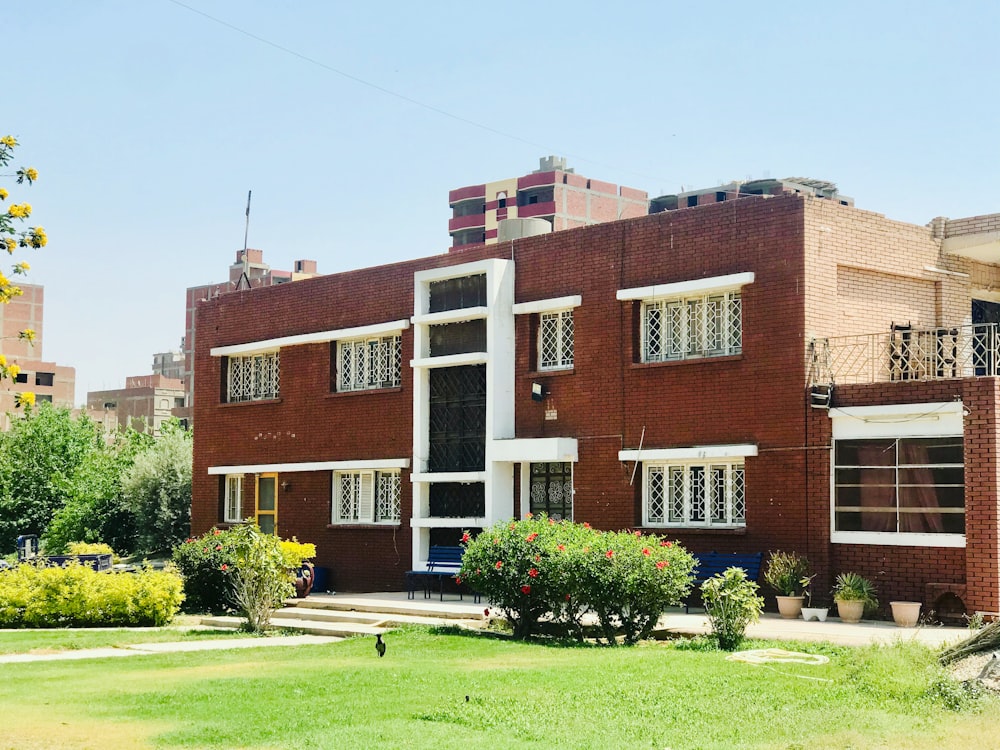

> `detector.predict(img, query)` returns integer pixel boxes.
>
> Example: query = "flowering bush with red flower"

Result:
[172,526,242,613]
[460,515,695,643]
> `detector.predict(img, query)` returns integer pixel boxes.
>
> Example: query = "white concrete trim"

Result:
[410,352,488,369]
[491,437,578,463]
[208,458,410,475]
[619,443,758,462]
[512,295,583,315]
[830,402,963,439]
[411,306,490,326]
[831,531,966,548]
[616,272,755,301]
[410,471,487,483]
[410,517,485,528]
[210,319,409,357]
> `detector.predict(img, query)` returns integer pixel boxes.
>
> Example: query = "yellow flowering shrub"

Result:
[15,391,35,407]
[0,135,44,384]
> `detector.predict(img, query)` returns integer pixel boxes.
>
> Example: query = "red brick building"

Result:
[192,192,1000,617]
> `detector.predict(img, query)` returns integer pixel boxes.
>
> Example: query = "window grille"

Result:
[332,471,401,524]
[224,475,242,522]
[337,335,402,392]
[539,310,574,370]
[642,291,741,362]
[227,351,280,402]
[645,461,745,527]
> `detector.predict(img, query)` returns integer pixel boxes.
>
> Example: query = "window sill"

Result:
[630,354,742,370]
[642,525,747,535]
[326,387,404,399]
[528,367,575,378]
[219,398,282,408]
[831,531,966,548]
[327,522,402,530]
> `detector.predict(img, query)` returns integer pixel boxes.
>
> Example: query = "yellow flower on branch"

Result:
[25,168,38,181]
[19,328,36,343]
[16,391,35,408]
[13,261,30,275]
[0,188,7,200]
[0,135,16,148]
[8,364,20,379]
[29,227,47,247]
[8,203,31,219]
[3,238,14,253]
[0,354,6,367]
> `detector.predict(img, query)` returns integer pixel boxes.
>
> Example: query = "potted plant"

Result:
[799,574,829,622]
[280,538,317,598]
[832,572,878,623]
[763,551,811,619]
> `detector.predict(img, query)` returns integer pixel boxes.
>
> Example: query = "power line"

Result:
[163,0,666,184]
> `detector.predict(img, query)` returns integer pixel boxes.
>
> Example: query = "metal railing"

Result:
[811,323,1000,386]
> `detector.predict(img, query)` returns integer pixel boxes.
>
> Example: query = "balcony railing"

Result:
[811,323,1000,386]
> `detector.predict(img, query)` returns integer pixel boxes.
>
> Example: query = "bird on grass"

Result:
[375,633,386,657]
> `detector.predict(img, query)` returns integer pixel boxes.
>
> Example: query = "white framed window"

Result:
[332,470,401,524]
[642,291,742,362]
[227,351,280,402]
[224,474,243,523]
[337,335,402,392]
[644,461,745,528]
[539,310,574,370]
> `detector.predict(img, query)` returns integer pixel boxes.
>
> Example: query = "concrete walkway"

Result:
[0,591,970,663]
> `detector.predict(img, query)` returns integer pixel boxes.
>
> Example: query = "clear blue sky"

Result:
[10,0,1000,403]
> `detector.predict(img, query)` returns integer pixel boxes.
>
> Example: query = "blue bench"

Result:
[41,554,114,572]
[405,546,479,602]
[685,551,763,612]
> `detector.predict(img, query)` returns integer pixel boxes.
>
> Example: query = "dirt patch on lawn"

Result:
[1,709,166,750]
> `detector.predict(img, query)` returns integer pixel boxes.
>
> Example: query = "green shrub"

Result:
[172,527,240,613]
[460,515,696,643]
[0,562,183,627]
[226,523,295,633]
[762,550,811,596]
[701,566,764,651]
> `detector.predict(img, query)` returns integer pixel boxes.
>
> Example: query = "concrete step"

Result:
[286,593,486,620]
[200,614,385,638]
[272,606,462,629]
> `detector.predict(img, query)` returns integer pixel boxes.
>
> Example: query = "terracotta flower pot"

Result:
[890,601,921,627]
[776,595,805,619]
[836,599,864,623]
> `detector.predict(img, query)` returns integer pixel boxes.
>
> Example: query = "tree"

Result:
[0,135,46,405]
[0,404,105,551]
[120,420,192,554]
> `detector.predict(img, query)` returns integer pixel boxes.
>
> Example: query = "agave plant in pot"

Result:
[832,572,878,623]
[763,551,811,619]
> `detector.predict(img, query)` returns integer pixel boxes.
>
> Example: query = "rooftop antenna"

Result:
[236,190,252,290]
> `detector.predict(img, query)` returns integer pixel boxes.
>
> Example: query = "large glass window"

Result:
[429,274,487,313]
[226,351,280,402]
[224,475,243,523]
[333,471,401,524]
[336,335,402,392]
[642,291,742,362]
[834,437,964,535]
[644,461,745,527]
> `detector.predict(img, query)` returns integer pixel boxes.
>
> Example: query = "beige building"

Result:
[0,283,76,429]
[87,374,185,436]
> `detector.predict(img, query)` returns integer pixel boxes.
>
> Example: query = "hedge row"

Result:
[0,562,184,627]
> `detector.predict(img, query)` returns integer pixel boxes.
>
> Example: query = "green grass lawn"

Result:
[0,626,995,750]
[0,621,246,655]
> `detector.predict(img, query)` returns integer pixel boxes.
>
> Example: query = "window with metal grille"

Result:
[539,310,574,370]
[336,335,402,392]
[224,475,243,523]
[530,462,572,520]
[226,351,280,402]
[644,461,745,527]
[332,470,401,524]
[642,291,742,362]
[429,365,487,472]
[834,437,964,535]
[429,274,487,313]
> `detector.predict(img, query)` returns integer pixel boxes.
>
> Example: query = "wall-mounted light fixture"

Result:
[531,382,549,402]
[281,481,292,492]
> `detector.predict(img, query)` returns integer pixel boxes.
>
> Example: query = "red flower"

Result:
[185,538,194,544]
[461,532,471,543]
[456,576,462,584]
[583,522,591,529]
[642,547,651,556]
[495,560,503,569]
[528,567,539,578]
[656,561,668,570]
[583,546,590,553]
[557,544,566,552]
[202,547,208,553]
[634,531,642,537]
[526,532,538,542]
[213,529,221,536]
[565,594,571,601]
[526,512,533,519]
[476,568,481,575]
[221,564,228,571]
[606,549,615,559]
[484,608,491,616]
[215,544,222,551]
[493,537,500,545]
[548,518,555,526]
[521,584,531,594]
[509,523,516,530]
[660,540,673,548]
